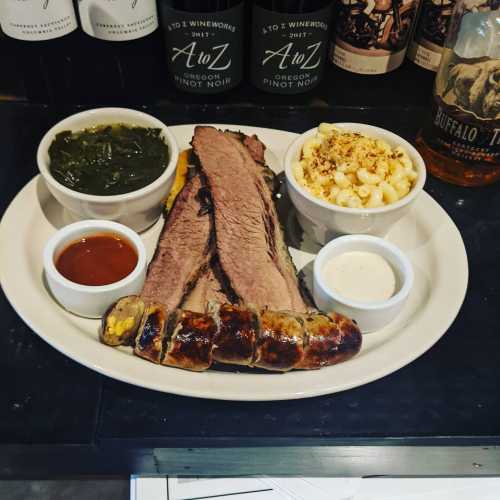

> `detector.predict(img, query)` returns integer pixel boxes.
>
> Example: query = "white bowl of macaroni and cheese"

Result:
[284,123,426,244]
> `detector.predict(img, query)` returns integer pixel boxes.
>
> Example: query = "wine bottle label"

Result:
[407,0,456,71]
[159,3,243,94]
[78,0,159,41]
[331,0,419,75]
[407,41,443,71]
[0,0,77,41]
[251,4,332,94]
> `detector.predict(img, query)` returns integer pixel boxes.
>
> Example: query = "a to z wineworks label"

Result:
[78,0,159,41]
[0,0,77,41]
[160,3,243,94]
[251,4,332,94]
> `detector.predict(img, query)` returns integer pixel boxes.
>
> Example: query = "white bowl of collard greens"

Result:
[37,108,179,232]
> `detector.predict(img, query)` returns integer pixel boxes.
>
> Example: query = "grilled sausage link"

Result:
[100,295,145,346]
[101,298,362,372]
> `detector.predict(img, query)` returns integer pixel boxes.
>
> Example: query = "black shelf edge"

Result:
[2,441,500,478]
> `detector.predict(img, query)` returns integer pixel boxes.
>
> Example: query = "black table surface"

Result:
[2,66,500,477]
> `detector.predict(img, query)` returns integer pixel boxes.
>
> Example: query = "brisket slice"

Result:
[223,132,310,311]
[192,126,308,313]
[142,133,259,313]
[140,174,211,309]
[242,134,266,165]
[225,131,277,193]
[182,257,233,313]
[181,131,273,312]
[225,131,266,164]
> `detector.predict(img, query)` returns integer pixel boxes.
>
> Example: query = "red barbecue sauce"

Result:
[55,234,137,286]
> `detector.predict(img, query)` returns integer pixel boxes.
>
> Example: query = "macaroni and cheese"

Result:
[293,123,418,209]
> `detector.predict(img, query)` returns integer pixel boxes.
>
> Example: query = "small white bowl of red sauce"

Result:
[43,220,147,318]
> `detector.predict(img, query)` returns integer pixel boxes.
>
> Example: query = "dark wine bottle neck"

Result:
[258,0,331,12]
[166,0,240,12]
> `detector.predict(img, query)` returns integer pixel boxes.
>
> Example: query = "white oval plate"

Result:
[0,124,468,401]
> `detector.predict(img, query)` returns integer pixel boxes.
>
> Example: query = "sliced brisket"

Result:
[192,126,308,313]
[140,174,211,309]
[181,132,269,312]
[225,131,276,193]
[224,132,311,311]
[243,134,266,165]
[225,131,266,165]
[182,258,231,313]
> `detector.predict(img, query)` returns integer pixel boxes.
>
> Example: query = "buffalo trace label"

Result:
[428,42,500,165]
[160,3,243,94]
[251,4,333,94]
[0,0,77,41]
[429,101,500,164]
[78,0,159,42]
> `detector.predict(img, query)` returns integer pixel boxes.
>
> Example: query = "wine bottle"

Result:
[407,0,457,71]
[75,0,165,103]
[330,0,420,75]
[0,0,78,103]
[0,25,24,100]
[257,1,332,12]
[250,0,334,94]
[158,0,244,94]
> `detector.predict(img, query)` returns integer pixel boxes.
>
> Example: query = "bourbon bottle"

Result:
[416,0,500,186]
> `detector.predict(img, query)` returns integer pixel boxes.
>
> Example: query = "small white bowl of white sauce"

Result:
[313,235,414,333]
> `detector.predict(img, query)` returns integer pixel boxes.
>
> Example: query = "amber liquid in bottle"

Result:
[415,11,500,187]
[416,117,500,188]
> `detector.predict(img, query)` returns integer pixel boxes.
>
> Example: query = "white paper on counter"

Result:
[131,476,500,500]
[168,476,282,499]
[261,477,361,500]
[132,475,293,499]
[353,477,500,500]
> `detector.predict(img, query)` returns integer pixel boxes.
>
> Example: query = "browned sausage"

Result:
[295,312,361,370]
[162,310,218,371]
[212,303,258,366]
[134,303,168,363]
[100,295,145,346]
[253,310,305,371]
[102,298,362,372]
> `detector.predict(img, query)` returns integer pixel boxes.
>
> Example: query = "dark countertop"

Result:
[2,66,500,476]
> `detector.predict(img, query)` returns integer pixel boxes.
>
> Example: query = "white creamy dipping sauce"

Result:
[323,251,396,303]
